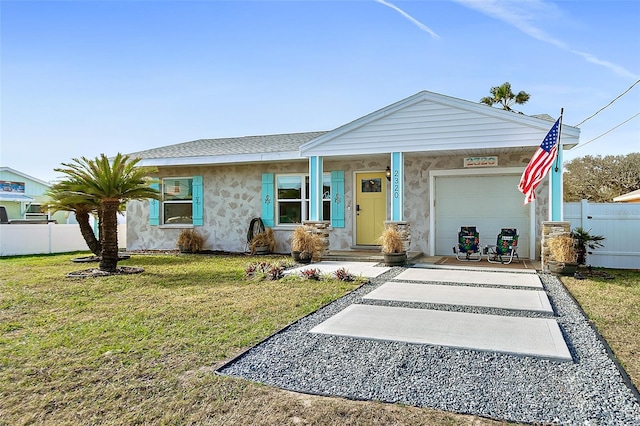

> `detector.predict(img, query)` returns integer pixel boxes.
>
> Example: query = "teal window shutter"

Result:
[331,170,345,228]
[261,173,275,227]
[149,183,160,226]
[192,176,203,226]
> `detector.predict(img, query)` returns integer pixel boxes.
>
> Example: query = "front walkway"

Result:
[301,264,570,360]
[218,262,640,424]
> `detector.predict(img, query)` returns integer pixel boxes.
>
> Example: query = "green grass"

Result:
[0,253,511,425]
[561,268,640,389]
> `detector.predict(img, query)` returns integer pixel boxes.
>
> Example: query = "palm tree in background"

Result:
[480,82,530,111]
[52,153,159,272]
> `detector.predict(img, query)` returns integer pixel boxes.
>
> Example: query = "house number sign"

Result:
[464,156,498,168]
[393,169,400,199]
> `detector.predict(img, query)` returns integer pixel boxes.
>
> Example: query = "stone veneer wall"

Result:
[541,221,572,269]
[127,162,308,253]
[127,152,550,257]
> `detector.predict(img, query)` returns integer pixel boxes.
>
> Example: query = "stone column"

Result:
[384,221,411,252]
[541,221,571,270]
[303,220,330,256]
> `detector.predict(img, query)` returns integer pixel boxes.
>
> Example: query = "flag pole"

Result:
[554,108,564,172]
[550,108,564,221]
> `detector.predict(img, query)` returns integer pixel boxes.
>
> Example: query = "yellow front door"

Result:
[355,172,387,245]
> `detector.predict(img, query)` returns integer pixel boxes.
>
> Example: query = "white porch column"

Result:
[390,152,404,221]
[308,156,323,221]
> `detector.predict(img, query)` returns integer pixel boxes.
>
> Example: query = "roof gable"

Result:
[300,91,580,157]
[0,167,51,187]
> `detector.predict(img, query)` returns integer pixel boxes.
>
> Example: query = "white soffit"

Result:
[300,91,580,157]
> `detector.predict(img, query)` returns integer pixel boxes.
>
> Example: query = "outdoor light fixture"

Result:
[386,166,391,181]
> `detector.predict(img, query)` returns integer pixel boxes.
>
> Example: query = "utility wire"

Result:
[572,112,640,150]
[574,79,640,127]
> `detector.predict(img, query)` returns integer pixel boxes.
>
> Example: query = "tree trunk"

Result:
[99,200,120,272]
[75,210,101,256]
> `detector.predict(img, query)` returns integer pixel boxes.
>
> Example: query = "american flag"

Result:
[518,118,560,204]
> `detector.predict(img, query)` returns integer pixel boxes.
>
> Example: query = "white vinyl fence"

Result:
[564,200,640,269]
[0,224,126,257]
[1,203,639,270]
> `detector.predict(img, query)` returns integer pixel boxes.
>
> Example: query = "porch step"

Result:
[322,250,423,263]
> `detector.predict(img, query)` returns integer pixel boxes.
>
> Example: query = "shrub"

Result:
[571,227,605,265]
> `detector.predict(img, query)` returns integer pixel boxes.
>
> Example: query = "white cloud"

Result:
[374,0,440,39]
[452,0,638,79]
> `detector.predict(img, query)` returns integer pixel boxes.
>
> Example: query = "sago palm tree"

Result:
[480,82,530,111]
[44,180,102,256]
[53,153,159,272]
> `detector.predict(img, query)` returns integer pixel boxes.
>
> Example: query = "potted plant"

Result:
[176,229,204,253]
[547,234,578,275]
[289,225,324,263]
[571,227,605,266]
[378,225,406,266]
[249,228,276,255]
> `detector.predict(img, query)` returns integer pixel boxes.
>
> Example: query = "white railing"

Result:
[0,224,126,257]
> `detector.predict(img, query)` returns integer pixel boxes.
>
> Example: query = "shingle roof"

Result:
[127,131,328,160]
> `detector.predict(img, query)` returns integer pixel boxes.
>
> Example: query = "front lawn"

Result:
[0,253,508,425]
[561,268,640,389]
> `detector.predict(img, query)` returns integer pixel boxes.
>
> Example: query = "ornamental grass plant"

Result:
[548,234,577,263]
[289,225,325,262]
[378,225,405,254]
[249,227,276,254]
[176,228,205,253]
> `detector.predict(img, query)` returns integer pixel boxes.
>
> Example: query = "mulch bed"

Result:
[66,266,144,278]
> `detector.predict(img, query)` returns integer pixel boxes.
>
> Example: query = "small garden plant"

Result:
[245,261,362,284]
[334,267,355,282]
[300,268,322,280]
[267,264,285,280]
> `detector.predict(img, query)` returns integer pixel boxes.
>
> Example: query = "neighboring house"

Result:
[0,167,66,223]
[613,189,640,203]
[125,90,580,259]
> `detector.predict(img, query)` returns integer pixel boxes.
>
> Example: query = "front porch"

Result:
[321,249,541,270]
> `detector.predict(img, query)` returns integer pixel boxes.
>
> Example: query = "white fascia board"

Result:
[301,131,580,157]
[613,189,640,202]
[135,150,303,167]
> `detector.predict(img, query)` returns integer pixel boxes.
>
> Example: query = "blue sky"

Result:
[2,0,639,183]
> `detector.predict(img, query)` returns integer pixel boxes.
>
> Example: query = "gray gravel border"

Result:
[217,267,640,424]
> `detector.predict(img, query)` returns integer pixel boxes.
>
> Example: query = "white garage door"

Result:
[435,174,530,257]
